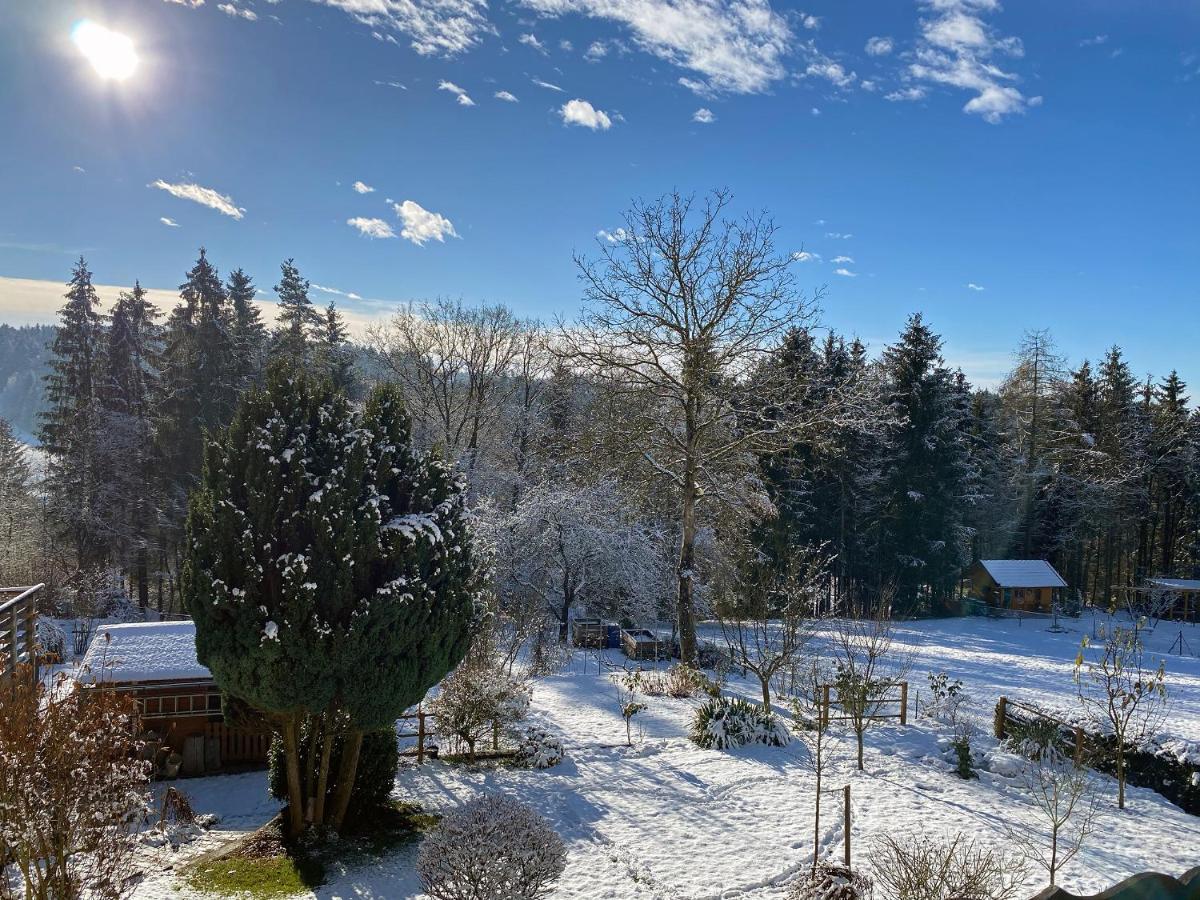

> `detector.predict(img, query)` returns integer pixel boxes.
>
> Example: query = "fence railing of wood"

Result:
[818,680,908,728]
[396,708,509,763]
[994,695,1087,764]
[0,584,42,683]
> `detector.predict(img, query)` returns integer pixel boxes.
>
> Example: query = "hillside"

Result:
[0,323,53,442]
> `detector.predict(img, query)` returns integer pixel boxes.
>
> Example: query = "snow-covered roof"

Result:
[1147,578,1200,592]
[977,559,1066,588]
[79,621,211,685]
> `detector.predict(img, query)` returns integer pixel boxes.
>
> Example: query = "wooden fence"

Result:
[818,681,908,728]
[396,708,508,763]
[994,695,1088,764]
[0,584,42,682]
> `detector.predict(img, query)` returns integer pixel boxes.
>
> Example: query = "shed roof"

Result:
[1147,578,1200,592]
[79,621,211,685]
[978,559,1067,588]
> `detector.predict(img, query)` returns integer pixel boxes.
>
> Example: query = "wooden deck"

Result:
[0,584,42,682]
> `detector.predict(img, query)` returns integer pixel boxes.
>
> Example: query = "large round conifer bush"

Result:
[183,365,479,835]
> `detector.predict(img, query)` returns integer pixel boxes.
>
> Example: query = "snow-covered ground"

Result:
[131,612,1200,899]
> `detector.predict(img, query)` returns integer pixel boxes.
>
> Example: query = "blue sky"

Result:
[1,0,1198,389]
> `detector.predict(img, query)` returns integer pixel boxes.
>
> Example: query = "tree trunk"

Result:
[678,478,699,665]
[280,715,305,838]
[856,729,864,771]
[313,718,335,825]
[328,729,363,830]
[136,546,149,610]
[1117,749,1126,810]
[760,677,771,709]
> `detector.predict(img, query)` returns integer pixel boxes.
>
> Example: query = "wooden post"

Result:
[1074,726,1084,765]
[995,696,1007,739]
[8,605,18,677]
[899,681,908,725]
[492,720,500,752]
[843,785,851,868]
[821,684,831,729]
[417,709,426,765]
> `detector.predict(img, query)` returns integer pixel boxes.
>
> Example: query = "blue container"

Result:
[605,624,621,649]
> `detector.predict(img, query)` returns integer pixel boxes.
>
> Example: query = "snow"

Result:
[977,559,1067,588]
[78,621,210,684]
[1148,578,1200,592]
[129,612,1200,899]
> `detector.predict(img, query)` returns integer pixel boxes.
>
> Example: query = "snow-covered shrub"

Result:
[951,721,978,780]
[923,671,967,725]
[630,665,705,698]
[515,726,565,769]
[0,670,150,900]
[690,697,790,750]
[35,618,66,661]
[430,655,531,760]
[417,794,566,900]
[872,833,1026,900]
[787,863,872,900]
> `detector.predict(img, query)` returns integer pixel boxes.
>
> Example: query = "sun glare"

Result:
[71,21,138,81]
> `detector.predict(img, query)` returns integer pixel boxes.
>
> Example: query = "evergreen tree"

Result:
[97,282,163,608]
[0,418,35,583]
[872,314,979,613]
[271,259,319,368]
[38,258,106,566]
[316,301,355,393]
[227,267,267,384]
[184,366,478,835]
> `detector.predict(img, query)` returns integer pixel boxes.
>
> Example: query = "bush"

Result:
[787,863,872,900]
[691,696,790,750]
[269,727,398,815]
[429,655,531,759]
[417,794,566,900]
[515,727,565,769]
[630,664,710,699]
[871,833,1026,900]
[951,722,977,780]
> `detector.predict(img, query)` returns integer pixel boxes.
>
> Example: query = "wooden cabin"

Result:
[967,560,1067,613]
[79,621,269,776]
[621,628,664,661]
[572,618,607,649]
[1144,578,1200,623]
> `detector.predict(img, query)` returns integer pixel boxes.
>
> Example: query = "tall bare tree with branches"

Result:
[559,189,872,662]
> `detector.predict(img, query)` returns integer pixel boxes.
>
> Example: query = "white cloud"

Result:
[438,80,475,105]
[1079,34,1108,47]
[597,227,628,243]
[311,0,495,57]
[150,180,244,219]
[72,165,86,174]
[825,231,852,239]
[560,98,612,130]
[800,13,819,30]
[163,0,205,6]
[532,77,564,91]
[495,90,519,102]
[692,107,715,123]
[585,40,608,60]
[159,217,181,227]
[353,181,375,194]
[804,59,856,88]
[519,32,548,53]
[832,255,853,264]
[907,0,1036,123]
[374,80,407,89]
[885,86,926,101]
[791,250,819,262]
[312,283,364,301]
[811,106,820,116]
[516,0,792,95]
[865,36,893,56]
[560,38,574,51]
[834,267,857,277]
[347,217,396,239]
[966,282,985,291]
[394,200,459,245]
[217,3,257,20]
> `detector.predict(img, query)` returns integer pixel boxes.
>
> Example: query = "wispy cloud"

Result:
[560,98,612,130]
[150,180,244,219]
[1079,34,1108,47]
[865,36,893,56]
[803,56,857,89]
[495,90,519,102]
[791,250,820,262]
[217,2,257,20]
[834,267,857,277]
[519,32,548,54]
[394,200,458,245]
[597,227,628,243]
[886,86,926,102]
[825,231,852,239]
[584,40,607,61]
[72,165,86,174]
[312,283,363,301]
[374,80,407,89]
[310,0,494,57]
[353,181,375,194]
[517,0,791,95]
[966,282,985,291]
[692,107,715,124]
[163,0,205,7]
[832,255,853,264]
[159,217,181,227]
[347,217,396,239]
[532,77,564,92]
[800,13,819,30]
[438,80,475,105]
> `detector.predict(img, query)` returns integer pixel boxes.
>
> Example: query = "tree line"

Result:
[3,190,1198,662]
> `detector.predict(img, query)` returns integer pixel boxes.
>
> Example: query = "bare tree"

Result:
[789,693,833,876]
[717,545,826,708]
[831,607,909,770]
[1008,745,1098,887]
[872,832,1027,900]
[560,190,874,663]
[1073,623,1167,809]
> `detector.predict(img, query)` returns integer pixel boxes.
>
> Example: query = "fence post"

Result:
[843,785,851,868]
[996,696,1007,739]
[8,605,18,677]
[1074,726,1084,765]
[821,684,831,729]
[899,681,908,725]
[417,709,426,765]
[492,720,500,752]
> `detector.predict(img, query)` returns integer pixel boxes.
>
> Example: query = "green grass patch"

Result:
[183,853,325,898]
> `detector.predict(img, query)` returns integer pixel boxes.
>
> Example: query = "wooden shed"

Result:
[620,628,664,661]
[967,559,1067,613]
[1144,578,1200,623]
[572,618,607,649]
[80,621,269,777]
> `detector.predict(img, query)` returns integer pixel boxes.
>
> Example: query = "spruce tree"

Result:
[38,257,106,566]
[184,366,478,835]
[0,418,35,583]
[271,259,319,369]
[227,267,266,384]
[316,301,355,393]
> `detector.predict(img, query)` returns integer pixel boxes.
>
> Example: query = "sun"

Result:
[71,21,139,81]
